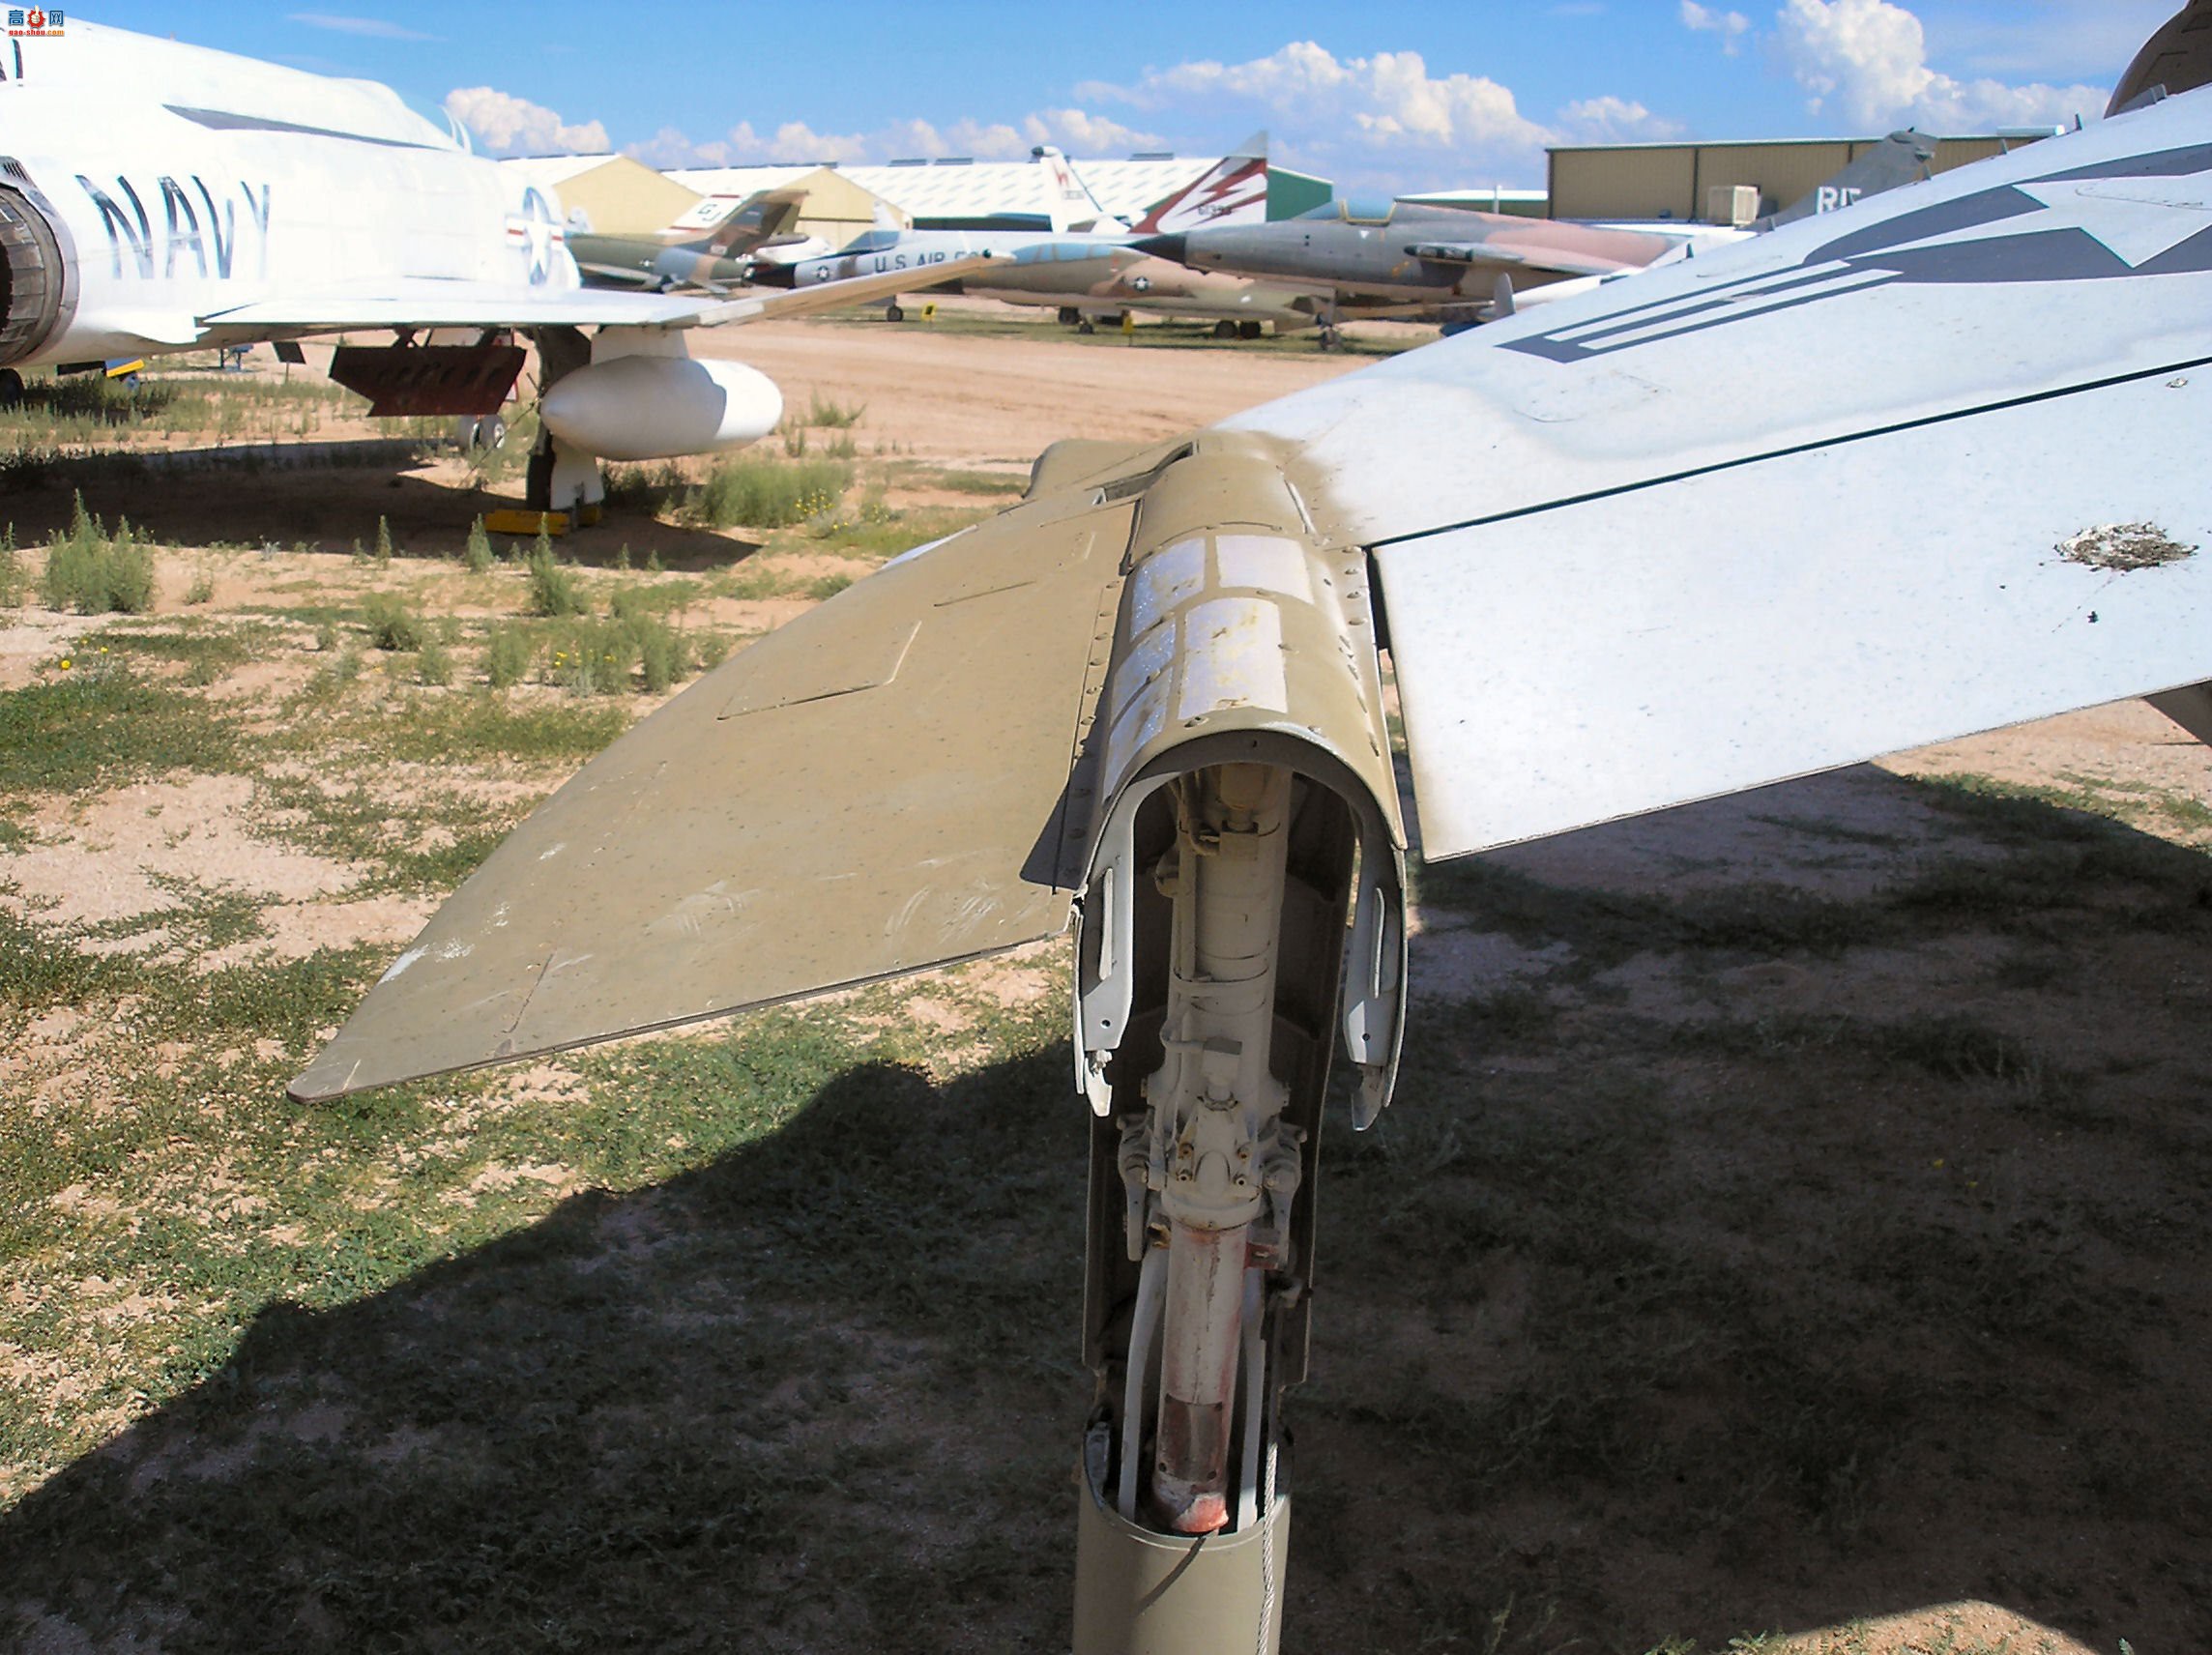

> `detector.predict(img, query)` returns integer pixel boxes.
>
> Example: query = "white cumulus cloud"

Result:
[443,87,609,157]
[1560,96,1687,143]
[1775,0,2107,129]
[1680,2,1751,53]
[1079,42,1551,160]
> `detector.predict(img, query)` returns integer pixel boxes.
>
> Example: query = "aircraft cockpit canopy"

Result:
[1296,197,1399,226]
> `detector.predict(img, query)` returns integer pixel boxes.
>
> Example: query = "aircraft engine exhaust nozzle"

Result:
[539,354,782,461]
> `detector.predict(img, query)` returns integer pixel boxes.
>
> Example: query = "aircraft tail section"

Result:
[1036,145,1124,234]
[1762,130,1936,229]
[1132,132,1270,235]
[657,188,811,256]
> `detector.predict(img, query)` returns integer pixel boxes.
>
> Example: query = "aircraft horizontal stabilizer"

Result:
[291,471,1136,1101]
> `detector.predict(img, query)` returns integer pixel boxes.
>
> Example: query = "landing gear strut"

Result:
[523,325,600,515]
[1065,434,1406,1654]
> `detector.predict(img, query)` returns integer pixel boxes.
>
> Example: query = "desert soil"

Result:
[0,310,2206,1654]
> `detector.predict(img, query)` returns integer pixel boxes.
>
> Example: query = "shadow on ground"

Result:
[4,772,2209,1653]
[2,449,755,571]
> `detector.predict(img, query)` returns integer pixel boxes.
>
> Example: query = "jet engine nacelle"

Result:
[539,353,782,461]
[0,186,71,367]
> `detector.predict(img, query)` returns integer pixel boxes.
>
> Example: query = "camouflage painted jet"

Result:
[0,21,988,513]
[969,239,1314,338]
[568,187,819,293]
[754,139,1271,320]
[300,7,2212,1651]
[1135,135,1946,341]
[964,133,1314,336]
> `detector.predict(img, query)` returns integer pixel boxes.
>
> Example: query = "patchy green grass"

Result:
[684,455,853,530]
[273,689,631,768]
[0,664,239,791]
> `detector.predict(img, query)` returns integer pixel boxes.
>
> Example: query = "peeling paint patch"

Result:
[378,945,427,984]
[2055,522,2197,571]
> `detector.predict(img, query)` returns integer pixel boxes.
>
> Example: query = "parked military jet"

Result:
[568,186,818,293]
[299,6,2212,1651]
[1132,199,1677,343]
[968,240,1312,337]
[0,22,988,513]
[755,140,1270,321]
[1136,132,1947,341]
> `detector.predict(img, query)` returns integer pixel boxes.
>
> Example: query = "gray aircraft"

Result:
[1138,133,1945,340]
[570,187,815,293]
[1133,200,1677,342]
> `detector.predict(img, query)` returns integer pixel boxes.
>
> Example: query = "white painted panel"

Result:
[1214,535,1313,603]
[1177,597,1289,720]
[1375,367,2212,859]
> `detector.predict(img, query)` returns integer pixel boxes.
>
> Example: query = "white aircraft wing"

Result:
[293,92,2212,1100]
[200,256,997,334]
[1229,92,2212,858]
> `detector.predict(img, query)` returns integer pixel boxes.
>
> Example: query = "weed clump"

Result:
[361,591,426,652]
[41,494,155,615]
[484,624,534,689]
[0,526,23,606]
[684,456,853,531]
[525,532,586,618]
[374,516,396,564]
[805,392,865,428]
[462,517,494,573]
[417,631,454,686]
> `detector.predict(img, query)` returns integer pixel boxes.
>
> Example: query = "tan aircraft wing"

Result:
[290,471,1133,1102]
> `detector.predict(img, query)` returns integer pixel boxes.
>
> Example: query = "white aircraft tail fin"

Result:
[1132,131,1270,235]
[1034,144,1124,234]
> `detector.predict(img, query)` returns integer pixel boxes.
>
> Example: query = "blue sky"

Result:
[89,1,2177,191]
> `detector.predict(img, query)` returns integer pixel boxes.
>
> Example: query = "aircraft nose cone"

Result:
[1133,233,1189,265]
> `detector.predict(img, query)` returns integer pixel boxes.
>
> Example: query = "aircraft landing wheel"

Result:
[0,368,21,407]
[457,413,507,452]
[1318,327,1343,353]
[1078,318,1096,335]
[1211,319,1237,340]
[1058,306,1082,327]
[886,302,906,323]
[1237,321,1263,341]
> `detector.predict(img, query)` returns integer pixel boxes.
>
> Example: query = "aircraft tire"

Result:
[1237,321,1263,341]
[0,367,20,407]
[886,303,906,323]
[1078,319,1096,335]
[1212,319,1237,340]
[1058,306,1082,326]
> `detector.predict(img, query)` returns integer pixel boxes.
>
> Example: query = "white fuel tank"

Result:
[540,354,783,461]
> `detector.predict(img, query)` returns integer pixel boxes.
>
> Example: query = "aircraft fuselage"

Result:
[0,21,568,366]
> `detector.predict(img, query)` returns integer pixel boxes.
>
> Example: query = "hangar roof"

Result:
[665,156,1221,227]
